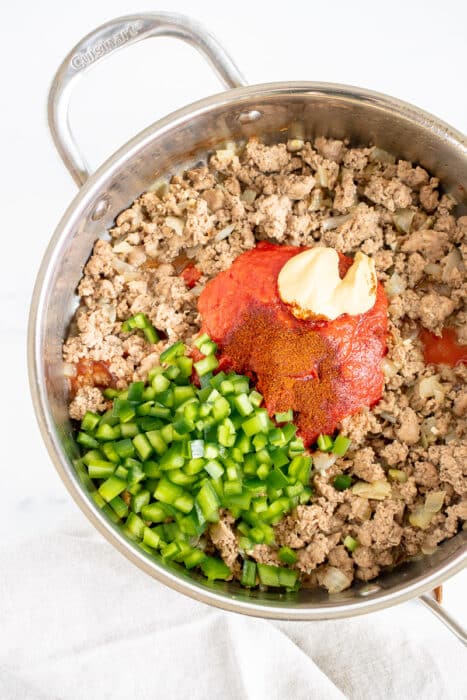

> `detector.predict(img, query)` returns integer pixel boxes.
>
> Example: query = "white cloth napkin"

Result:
[0,512,465,700]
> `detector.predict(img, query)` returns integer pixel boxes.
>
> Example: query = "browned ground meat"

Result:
[64,136,466,593]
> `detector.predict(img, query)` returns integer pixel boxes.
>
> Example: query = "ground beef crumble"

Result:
[63,136,466,593]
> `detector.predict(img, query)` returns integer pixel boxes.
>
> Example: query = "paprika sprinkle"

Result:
[198,242,388,445]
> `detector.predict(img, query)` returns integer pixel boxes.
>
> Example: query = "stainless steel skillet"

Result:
[29,12,467,638]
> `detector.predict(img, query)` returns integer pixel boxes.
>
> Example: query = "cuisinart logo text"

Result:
[71,22,142,70]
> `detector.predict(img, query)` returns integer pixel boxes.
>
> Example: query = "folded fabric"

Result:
[0,512,464,700]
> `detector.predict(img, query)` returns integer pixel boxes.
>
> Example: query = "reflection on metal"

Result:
[238,110,263,124]
[90,197,111,221]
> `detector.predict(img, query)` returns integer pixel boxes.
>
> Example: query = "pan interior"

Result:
[32,84,467,617]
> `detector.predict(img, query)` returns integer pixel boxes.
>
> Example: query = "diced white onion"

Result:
[214,150,232,162]
[125,272,141,283]
[215,141,237,160]
[215,224,235,242]
[241,188,257,204]
[113,240,133,254]
[223,140,237,153]
[63,363,77,377]
[185,245,201,259]
[388,469,408,483]
[418,375,444,402]
[393,208,415,234]
[179,198,196,213]
[421,417,438,447]
[113,257,135,274]
[379,411,396,424]
[108,306,117,324]
[409,491,445,530]
[442,247,464,283]
[169,204,183,218]
[98,301,117,324]
[385,272,406,297]
[424,263,441,277]
[369,147,396,164]
[287,138,304,152]
[313,451,338,473]
[316,165,329,188]
[352,480,391,500]
[405,327,419,341]
[425,491,445,513]
[322,214,352,231]
[421,543,438,555]
[148,178,169,196]
[190,284,204,297]
[308,189,323,212]
[382,359,398,379]
[165,216,185,236]
[409,506,433,530]
[321,567,352,593]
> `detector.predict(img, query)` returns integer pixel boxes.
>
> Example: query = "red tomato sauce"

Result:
[419,327,467,366]
[198,242,388,445]
[181,263,202,289]
[70,359,115,395]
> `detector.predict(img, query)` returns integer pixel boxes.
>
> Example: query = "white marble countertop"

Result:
[1,0,466,687]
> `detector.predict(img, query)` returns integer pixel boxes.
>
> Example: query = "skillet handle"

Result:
[420,593,467,646]
[48,13,247,187]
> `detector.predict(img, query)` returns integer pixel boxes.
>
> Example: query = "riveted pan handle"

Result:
[48,12,247,186]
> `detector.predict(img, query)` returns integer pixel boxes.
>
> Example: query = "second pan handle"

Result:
[48,12,247,187]
[420,593,467,646]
